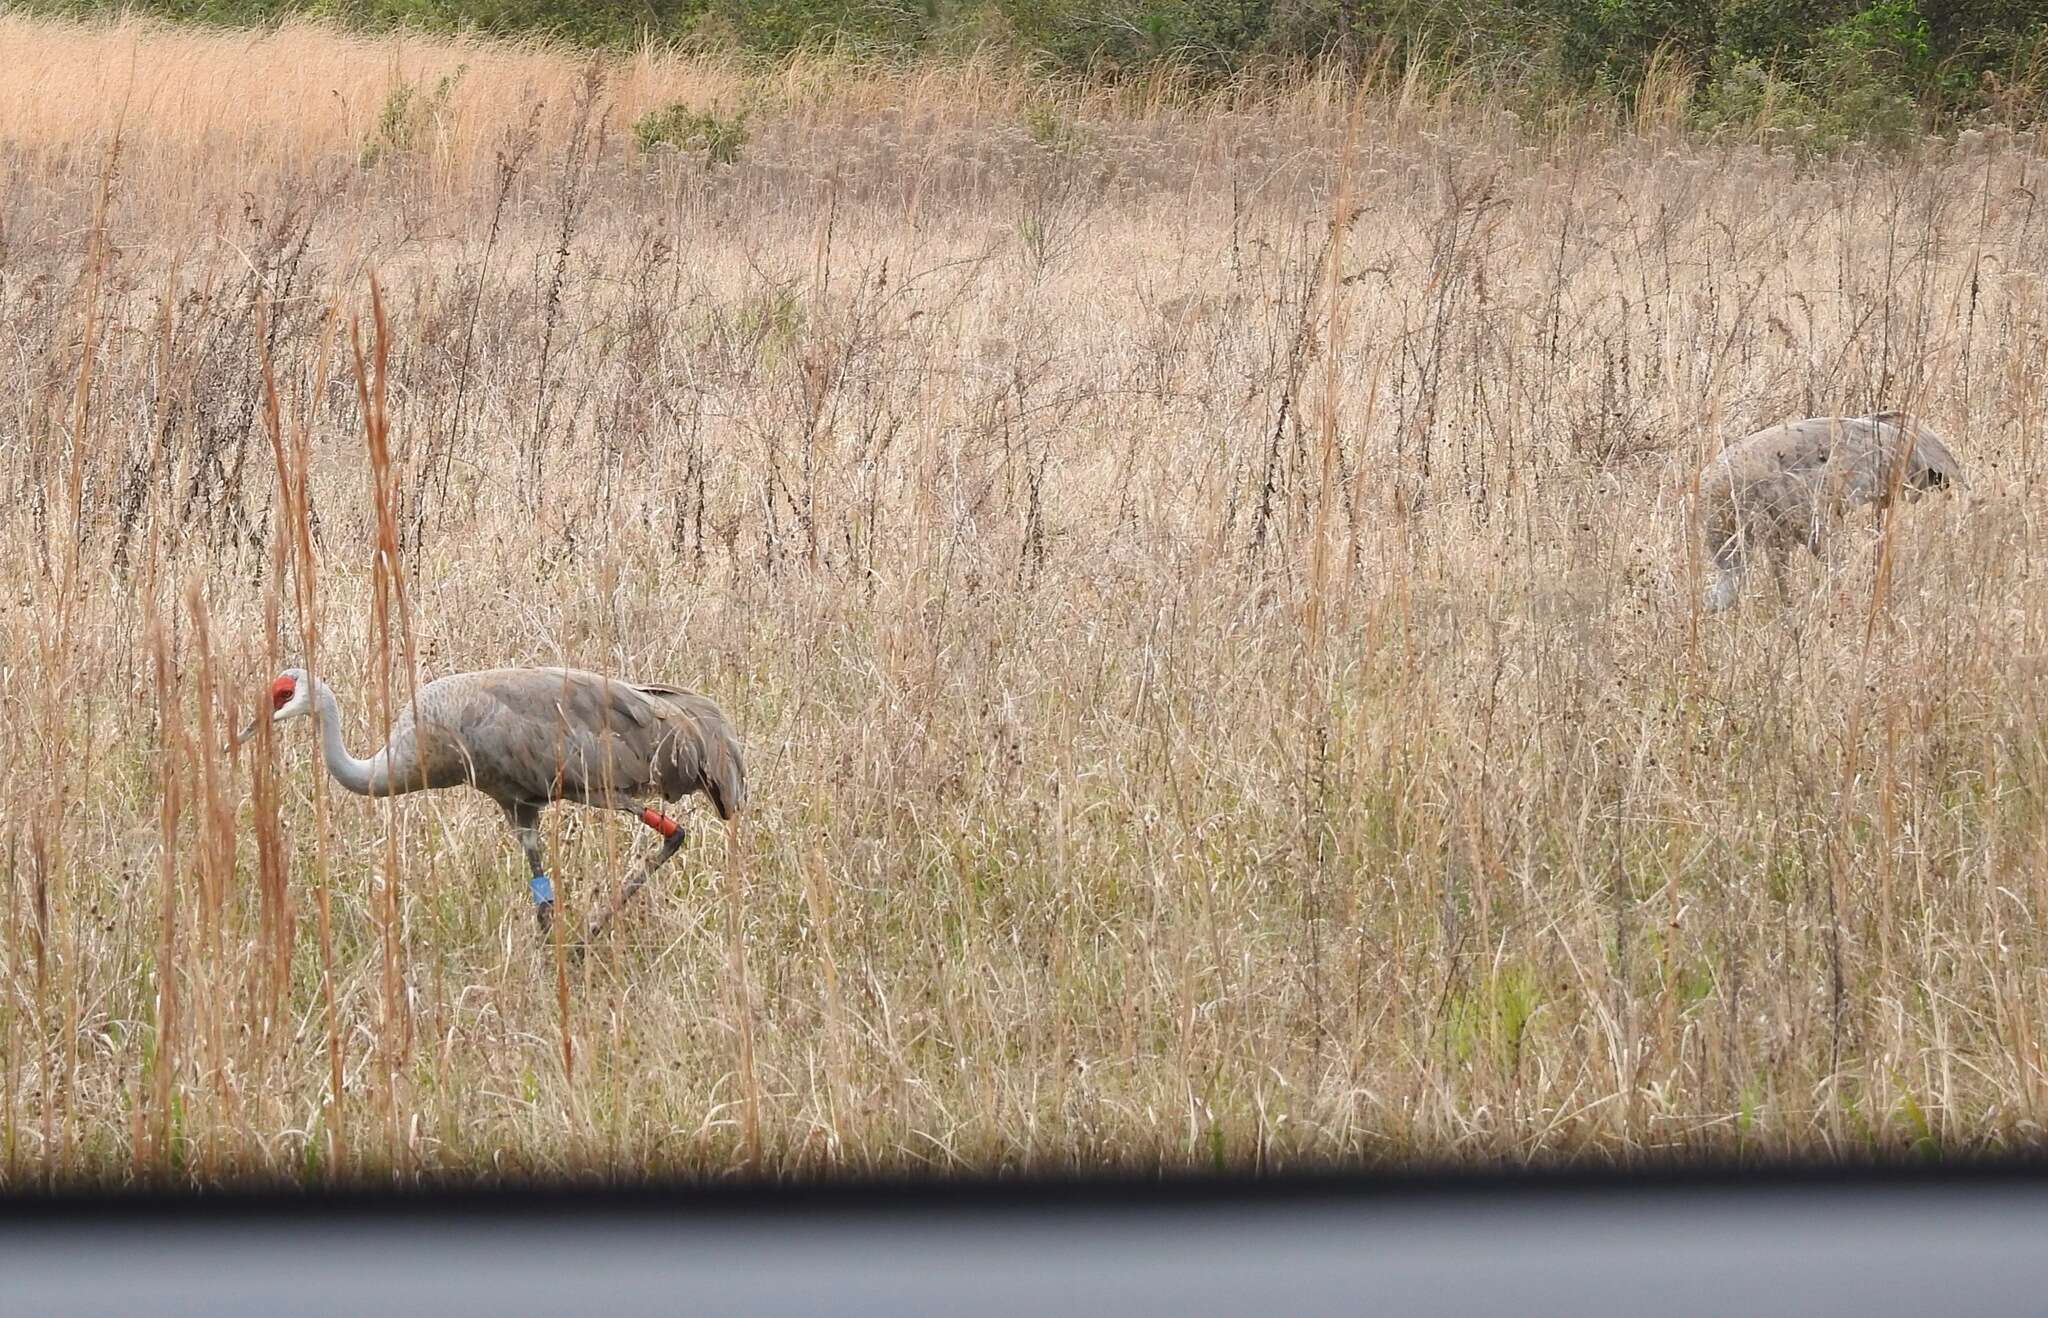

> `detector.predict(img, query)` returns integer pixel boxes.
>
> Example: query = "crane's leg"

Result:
[1705,529,1747,613]
[1767,545,1790,602]
[503,801,555,935]
[584,802,690,943]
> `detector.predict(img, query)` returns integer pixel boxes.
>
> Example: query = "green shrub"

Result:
[699,0,932,55]
[1694,2,1936,148]
[994,0,1274,76]
[632,102,750,166]
[359,63,465,168]
[1020,102,1095,153]
[1693,57,1812,142]
[1802,0,1931,141]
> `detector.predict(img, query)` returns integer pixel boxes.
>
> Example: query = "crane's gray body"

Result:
[331,666,745,820]
[1698,412,1963,611]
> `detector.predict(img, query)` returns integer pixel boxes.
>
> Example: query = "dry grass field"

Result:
[3,13,2048,1186]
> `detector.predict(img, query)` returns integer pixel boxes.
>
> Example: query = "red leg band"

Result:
[639,807,682,839]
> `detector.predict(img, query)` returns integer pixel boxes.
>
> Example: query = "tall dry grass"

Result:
[3,12,2048,1185]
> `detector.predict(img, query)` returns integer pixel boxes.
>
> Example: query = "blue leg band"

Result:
[530,873,554,905]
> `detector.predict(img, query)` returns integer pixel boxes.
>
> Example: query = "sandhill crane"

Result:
[241,666,746,941]
[1698,411,1964,611]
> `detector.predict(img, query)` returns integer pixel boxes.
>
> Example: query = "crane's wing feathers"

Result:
[450,668,745,818]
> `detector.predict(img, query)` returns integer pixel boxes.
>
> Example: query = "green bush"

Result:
[1694,1,1939,147]
[994,0,1275,76]
[1692,57,1808,140]
[697,0,936,54]
[633,102,750,165]
[359,63,465,167]
[1803,0,1930,141]
[1021,101,1097,152]
[1544,0,1721,89]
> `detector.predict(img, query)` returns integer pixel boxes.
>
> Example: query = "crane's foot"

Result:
[530,873,556,938]
[585,826,689,944]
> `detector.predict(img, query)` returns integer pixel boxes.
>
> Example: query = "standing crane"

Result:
[1697,411,1965,611]
[240,666,746,940]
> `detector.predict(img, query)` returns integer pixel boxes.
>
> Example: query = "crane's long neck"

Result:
[311,680,399,798]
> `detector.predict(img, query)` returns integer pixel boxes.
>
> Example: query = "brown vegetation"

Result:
[1,14,2044,1185]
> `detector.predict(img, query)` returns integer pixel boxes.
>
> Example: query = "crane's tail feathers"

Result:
[1868,412,1967,490]
[638,683,748,820]
[700,724,749,818]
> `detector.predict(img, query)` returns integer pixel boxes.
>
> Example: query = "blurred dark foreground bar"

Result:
[6,1167,2048,1316]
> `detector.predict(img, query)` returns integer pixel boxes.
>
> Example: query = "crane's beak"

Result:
[226,713,261,755]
